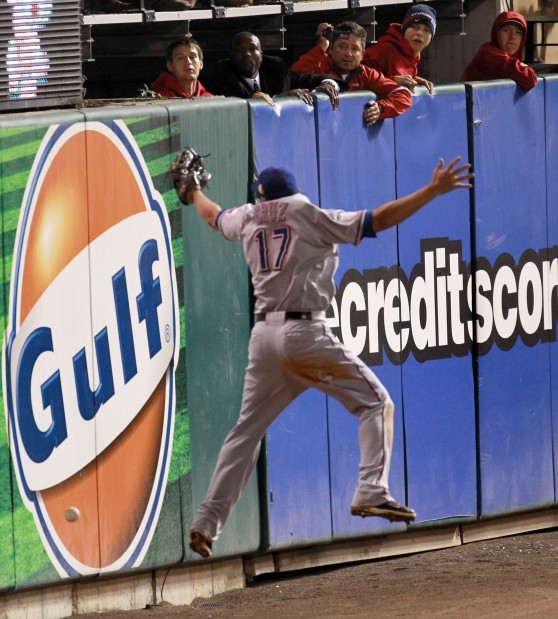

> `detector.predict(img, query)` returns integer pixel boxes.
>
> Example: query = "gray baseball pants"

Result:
[191,312,395,541]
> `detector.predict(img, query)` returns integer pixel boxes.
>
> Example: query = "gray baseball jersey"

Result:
[216,193,374,312]
[190,194,397,544]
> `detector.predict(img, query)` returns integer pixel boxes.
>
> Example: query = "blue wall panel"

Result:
[314,93,406,536]
[265,390,330,548]
[394,86,477,522]
[250,98,320,202]
[544,76,558,502]
[251,98,332,548]
[469,82,554,515]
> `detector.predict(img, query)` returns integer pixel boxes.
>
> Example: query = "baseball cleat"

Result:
[351,501,416,523]
[189,529,213,558]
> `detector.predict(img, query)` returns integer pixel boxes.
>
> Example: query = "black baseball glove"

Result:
[168,146,211,204]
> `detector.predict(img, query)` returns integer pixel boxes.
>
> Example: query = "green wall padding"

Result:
[165,98,261,558]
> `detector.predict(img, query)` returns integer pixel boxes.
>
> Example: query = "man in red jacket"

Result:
[362,4,436,94]
[150,37,213,99]
[291,21,411,127]
[460,11,538,92]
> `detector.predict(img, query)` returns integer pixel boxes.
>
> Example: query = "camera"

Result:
[322,26,349,40]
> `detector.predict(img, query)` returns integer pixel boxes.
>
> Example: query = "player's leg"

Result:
[190,323,305,555]
[322,366,415,522]
[315,354,396,506]
[284,320,415,523]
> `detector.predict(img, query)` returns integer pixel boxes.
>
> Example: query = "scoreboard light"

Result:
[1,0,83,111]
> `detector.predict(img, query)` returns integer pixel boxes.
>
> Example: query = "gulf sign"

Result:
[2,120,179,577]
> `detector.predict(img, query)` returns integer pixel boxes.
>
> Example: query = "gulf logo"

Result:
[2,120,179,577]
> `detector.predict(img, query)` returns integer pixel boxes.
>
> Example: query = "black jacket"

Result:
[206,55,342,98]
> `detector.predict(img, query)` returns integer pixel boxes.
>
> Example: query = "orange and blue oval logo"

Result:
[3,120,179,577]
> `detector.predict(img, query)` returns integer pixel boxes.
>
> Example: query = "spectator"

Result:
[362,4,436,94]
[150,37,212,99]
[291,21,412,126]
[205,32,343,109]
[460,11,538,92]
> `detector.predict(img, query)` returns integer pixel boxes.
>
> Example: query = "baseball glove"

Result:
[168,146,211,204]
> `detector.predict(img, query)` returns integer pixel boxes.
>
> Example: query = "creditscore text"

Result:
[327,238,558,365]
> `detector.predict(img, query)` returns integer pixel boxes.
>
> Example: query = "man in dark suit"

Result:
[205,32,343,108]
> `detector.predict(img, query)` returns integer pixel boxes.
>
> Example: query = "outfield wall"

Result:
[0,75,556,608]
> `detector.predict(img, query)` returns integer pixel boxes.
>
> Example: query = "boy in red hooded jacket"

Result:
[460,11,538,92]
[150,37,213,99]
[362,4,436,94]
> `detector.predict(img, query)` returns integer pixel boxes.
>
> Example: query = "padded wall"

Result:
[314,93,406,537]
[171,98,261,558]
[0,116,67,591]
[250,97,331,548]
[544,76,558,500]
[394,85,477,523]
[467,81,554,515]
[1,112,86,589]
[1,80,558,593]
[79,105,185,572]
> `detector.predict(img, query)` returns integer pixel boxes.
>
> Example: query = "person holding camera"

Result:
[291,21,412,126]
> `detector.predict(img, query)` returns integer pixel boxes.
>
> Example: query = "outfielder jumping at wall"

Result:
[169,148,473,558]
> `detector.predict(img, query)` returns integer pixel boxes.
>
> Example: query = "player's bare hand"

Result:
[394,75,418,92]
[313,82,340,110]
[415,76,434,94]
[252,91,274,106]
[364,101,381,126]
[431,156,474,195]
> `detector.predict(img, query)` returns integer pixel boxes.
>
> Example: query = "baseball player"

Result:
[171,152,473,558]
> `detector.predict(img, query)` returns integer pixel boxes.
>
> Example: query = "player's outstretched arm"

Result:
[372,157,473,233]
[187,187,222,229]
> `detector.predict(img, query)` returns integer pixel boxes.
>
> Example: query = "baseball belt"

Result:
[254,311,313,322]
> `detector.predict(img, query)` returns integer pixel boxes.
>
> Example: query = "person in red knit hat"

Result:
[460,11,538,92]
[150,37,212,99]
[362,4,436,94]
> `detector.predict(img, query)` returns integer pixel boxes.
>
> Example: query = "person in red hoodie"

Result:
[291,21,411,127]
[150,37,212,99]
[362,4,436,94]
[460,11,538,92]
